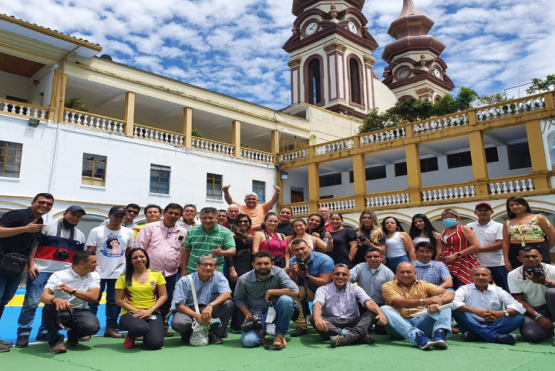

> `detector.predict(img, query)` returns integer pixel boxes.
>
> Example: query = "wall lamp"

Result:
[281,172,289,180]
[28,118,40,127]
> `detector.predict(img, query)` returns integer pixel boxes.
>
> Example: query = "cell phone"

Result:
[149,314,157,320]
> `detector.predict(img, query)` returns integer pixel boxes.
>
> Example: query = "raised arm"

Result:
[222,185,236,205]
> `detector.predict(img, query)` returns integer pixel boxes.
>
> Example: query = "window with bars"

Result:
[207,173,223,200]
[252,180,266,203]
[150,165,171,194]
[0,141,23,178]
[82,153,107,186]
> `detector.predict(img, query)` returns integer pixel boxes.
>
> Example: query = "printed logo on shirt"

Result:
[150,280,156,286]
[100,234,127,258]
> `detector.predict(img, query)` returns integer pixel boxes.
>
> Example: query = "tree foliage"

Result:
[526,74,555,94]
[477,92,510,107]
[64,97,88,112]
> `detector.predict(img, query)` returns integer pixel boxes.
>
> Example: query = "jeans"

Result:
[452,311,525,342]
[487,266,509,292]
[385,255,409,274]
[88,279,120,325]
[120,313,164,350]
[161,274,177,328]
[17,272,53,336]
[0,270,24,334]
[308,311,375,343]
[520,289,555,343]
[241,296,295,348]
[43,305,100,346]
[381,305,452,345]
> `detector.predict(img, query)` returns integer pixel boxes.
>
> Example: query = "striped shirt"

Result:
[182,224,235,274]
[441,225,479,285]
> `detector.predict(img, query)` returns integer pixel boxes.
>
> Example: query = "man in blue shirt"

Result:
[289,239,333,337]
[171,254,234,345]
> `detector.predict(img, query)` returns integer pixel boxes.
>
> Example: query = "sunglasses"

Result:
[333,272,348,277]
[127,210,139,214]
[37,201,53,207]
[238,220,250,224]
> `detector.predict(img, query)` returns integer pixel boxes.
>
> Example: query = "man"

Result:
[16,205,87,347]
[40,251,101,354]
[222,185,281,228]
[177,204,197,231]
[276,206,294,236]
[132,204,162,240]
[217,210,228,225]
[135,203,187,337]
[289,239,334,337]
[453,267,525,344]
[467,202,508,291]
[100,203,140,229]
[86,206,134,338]
[182,207,236,275]
[234,251,298,348]
[381,262,455,350]
[412,241,453,289]
[171,254,234,344]
[311,263,387,347]
[220,204,240,229]
[318,206,332,231]
[0,192,53,352]
[508,247,555,344]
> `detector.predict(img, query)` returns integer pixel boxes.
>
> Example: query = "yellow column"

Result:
[405,143,422,205]
[526,119,550,191]
[271,130,280,164]
[47,69,60,121]
[545,92,555,110]
[232,120,241,158]
[308,163,320,213]
[469,131,489,197]
[56,73,67,124]
[352,154,367,209]
[124,92,135,137]
[183,107,193,149]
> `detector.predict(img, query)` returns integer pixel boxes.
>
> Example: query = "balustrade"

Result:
[64,109,124,134]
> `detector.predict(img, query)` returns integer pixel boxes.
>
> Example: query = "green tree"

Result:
[477,92,510,106]
[64,97,87,112]
[526,74,555,94]
[455,86,479,111]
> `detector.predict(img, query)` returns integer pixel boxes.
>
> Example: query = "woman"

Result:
[355,210,386,264]
[253,212,289,270]
[306,213,327,240]
[115,247,167,350]
[286,218,332,253]
[225,214,254,333]
[328,213,358,268]
[409,213,441,258]
[438,208,480,289]
[502,196,555,270]
[382,217,416,273]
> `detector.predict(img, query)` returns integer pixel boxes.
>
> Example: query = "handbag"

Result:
[0,251,28,278]
[188,275,209,346]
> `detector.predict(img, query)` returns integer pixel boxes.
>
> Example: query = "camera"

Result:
[357,235,373,243]
[57,309,74,325]
[54,248,70,260]
[272,254,284,268]
[241,314,264,332]
[525,267,544,278]
[298,261,306,271]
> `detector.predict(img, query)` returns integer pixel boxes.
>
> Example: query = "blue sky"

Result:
[4,0,554,109]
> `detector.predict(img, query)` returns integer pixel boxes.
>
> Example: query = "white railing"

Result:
[64,109,124,134]
[422,185,476,202]
[241,149,274,164]
[477,96,545,121]
[413,113,469,135]
[291,204,310,215]
[134,125,184,146]
[366,193,410,207]
[192,138,234,156]
[489,179,535,195]
[315,139,354,156]
[280,149,310,163]
[319,199,356,211]
[360,127,406,146]
[0,99,47,119]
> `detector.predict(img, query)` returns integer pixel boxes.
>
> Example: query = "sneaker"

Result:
[290,327,307,337]
[330,335,349,348]
[35,333,49,342]
[104,324,123,338]
[415,332,433,350]
[0,340,13,347]
[361,334,376,345]
[50,342,67,354]
[66,338,79,348]
[209,332,224,345]
[273,334,286,348]
[495,334,517,345]
[462,331,484,342]
[432,329,448,349]
[164,330,174,338]
[231,329,242,334]
[0,344,11,353]
[123,336,135,349]
[15,334,29,348]
[79,336,91,342]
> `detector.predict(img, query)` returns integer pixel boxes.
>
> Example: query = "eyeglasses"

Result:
[238,220,250,224]
[37,201,53,206]
[127,210,139,215]
[333,272,348,277]
[199,263,216,268]
[365,256,381,259]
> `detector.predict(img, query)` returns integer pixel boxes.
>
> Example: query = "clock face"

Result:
[305,22,318,35]
[348,21,358,34]
[433,69,441,78]
[398,69,410,79]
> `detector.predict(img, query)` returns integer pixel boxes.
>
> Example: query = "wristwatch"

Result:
[544,280,551,287]
[71,289,76,295]
[208,302,215,307]
[534,313,543,321]
[503,310,509,317]
[152,306,157,312]
[456,253,462,257]
[419,299,425,305]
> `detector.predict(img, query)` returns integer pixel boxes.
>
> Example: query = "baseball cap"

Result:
[475,202,493,210]
[109,206,126,215]
[66,205,86,215]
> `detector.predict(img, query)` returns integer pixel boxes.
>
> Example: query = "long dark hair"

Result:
[232,214,253,244]
[409,214,438,248]
[306,213,325,238]
[382,216,405,233]
[506,196,532,219]
[125,247,150,286]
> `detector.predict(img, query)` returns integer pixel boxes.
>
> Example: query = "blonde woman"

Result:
[354,210,386,264]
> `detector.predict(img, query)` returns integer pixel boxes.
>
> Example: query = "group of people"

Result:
[0,189,554,354]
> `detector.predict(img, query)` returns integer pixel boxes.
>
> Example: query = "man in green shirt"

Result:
[181,207,236,275]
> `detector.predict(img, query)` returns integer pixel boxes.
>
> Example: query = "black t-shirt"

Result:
[0,208,42,256]
[327,228,358,268]
[276,222,294,236]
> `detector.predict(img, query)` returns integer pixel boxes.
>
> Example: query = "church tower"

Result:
[283,1,379,119]
[382,0,455,102]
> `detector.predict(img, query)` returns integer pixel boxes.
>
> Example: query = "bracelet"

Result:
[534,313,543,321]
[276,191,281,194]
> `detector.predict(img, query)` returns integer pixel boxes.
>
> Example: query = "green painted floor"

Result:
[2,331,554,371]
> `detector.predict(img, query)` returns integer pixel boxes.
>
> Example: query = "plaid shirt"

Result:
[412,260,451,286]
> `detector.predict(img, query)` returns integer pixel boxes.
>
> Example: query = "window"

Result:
[82,153,107,186]
[508,143,532,170]
[349,165,387,182]
[150,165,171,195]
[395,162,407,177]
[206,173,223,200]
[306,57,323,105]
[349,57,362,104]
[0,141,23,178]
[447,151,472,169]
[252,180,266,203]
[420,157,439,173]
[291,186,304,203]
[485,147,499,163]
[320,173,342,187]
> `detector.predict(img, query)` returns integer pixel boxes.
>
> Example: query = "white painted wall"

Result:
[0,71,31,102]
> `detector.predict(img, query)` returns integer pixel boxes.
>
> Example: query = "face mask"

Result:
[414,261,431,267]
[443,218,457,228]
[62,219,77,229]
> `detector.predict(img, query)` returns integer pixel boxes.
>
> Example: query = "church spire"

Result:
[387,0,434,41]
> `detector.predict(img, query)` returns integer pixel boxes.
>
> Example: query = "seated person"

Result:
[452,267,525,345]
[310,263,387,347]
[115,248,167,350]
[508,247,555,344]
[289,239,334,337]
[40,251,101,354]
[412,241,453,289]
[234,251,298,348]
[171,254,234,345]
[381,262,454,350]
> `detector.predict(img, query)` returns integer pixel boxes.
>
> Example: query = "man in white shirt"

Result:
[40,251,101,354]
[467,202,508,291]
[86,206,134,338]
[453,267,525,345]
[508,247,555,344]
[100,203,140,230]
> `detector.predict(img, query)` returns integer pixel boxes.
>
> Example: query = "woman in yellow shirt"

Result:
[115,247,167,350]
